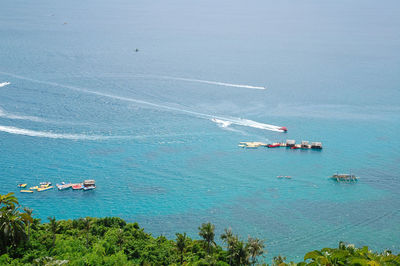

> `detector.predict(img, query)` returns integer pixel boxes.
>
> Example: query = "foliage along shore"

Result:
[1,193,400,265]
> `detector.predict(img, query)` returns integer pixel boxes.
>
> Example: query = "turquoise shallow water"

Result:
[1,0,400,261]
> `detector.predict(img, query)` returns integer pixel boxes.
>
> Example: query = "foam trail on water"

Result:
[0,82,10,87]
[0,71,284,132]
[0,125,121,140]
[0,107,45,122]
[211,118,232,128]
[136,74,267,90]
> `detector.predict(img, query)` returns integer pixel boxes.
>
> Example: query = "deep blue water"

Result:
[1,0,400,261]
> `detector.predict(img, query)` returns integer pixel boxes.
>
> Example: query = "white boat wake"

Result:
[151,75,267,90]
[0,125,121,140]
[0,71,284,133]
[0,107,45,122]
[0,82,10,87]
[211,118,232,128]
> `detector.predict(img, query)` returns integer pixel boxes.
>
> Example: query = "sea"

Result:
[1,0,399,262]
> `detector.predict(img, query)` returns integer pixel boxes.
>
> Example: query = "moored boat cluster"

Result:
[18,180,96,193]
[238,139,323,150]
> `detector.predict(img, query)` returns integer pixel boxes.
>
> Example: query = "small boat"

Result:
[56,182,72,190]
[37,186,53,192]
[268,143,281,148]
[83,185,96,191]
[83,180,96,191]
[285,176,292,179]
[20,190,33,193]
[40,182,52,186]
[72,184,83,190]
[17,184,27,188]
[331,172,358,182]
[279,126,288,132]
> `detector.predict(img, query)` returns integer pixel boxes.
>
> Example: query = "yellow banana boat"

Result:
[37,186,53,192]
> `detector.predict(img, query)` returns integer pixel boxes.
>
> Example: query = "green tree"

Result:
[0,193,30,254]
[232,239,249,265]
[273,255,286,266]
[83,217,91,249]
[0,206,27,253]
[176,232,188,264]
[47,216,58,248]
[198,222,216,255]
[221,228,237,265]
[0,193,18,209]
[247,237,265,265]
[22,207,33,243]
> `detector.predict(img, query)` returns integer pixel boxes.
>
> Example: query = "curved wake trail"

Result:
[0,71,283,132]
[0,125,120,140]
[0,107,45,122]
[136,74,267,90]
[0,82,10,87]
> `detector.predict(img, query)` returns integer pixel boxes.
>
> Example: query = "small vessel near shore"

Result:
[20,190,33,193]
[17,183,27,188]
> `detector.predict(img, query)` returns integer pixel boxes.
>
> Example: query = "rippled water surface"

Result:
[1,0,399,261]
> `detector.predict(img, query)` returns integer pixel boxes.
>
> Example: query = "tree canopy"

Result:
[0,193,399,266]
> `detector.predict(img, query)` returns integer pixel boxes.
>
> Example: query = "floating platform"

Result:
[37,186,53,192]
[239,142,268,148]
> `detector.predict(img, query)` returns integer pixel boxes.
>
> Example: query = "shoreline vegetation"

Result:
[1,193,399,265]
